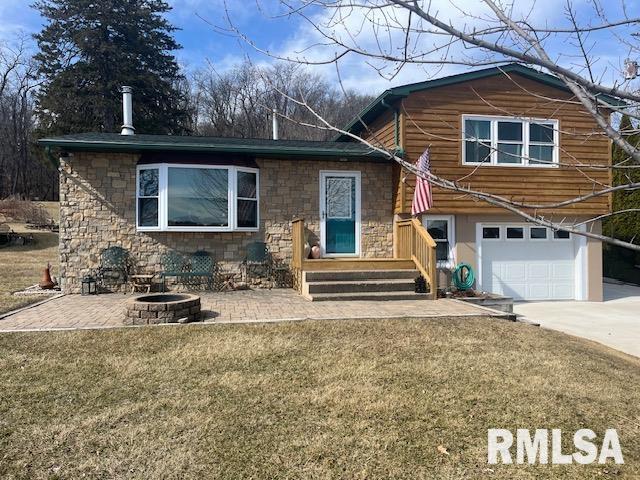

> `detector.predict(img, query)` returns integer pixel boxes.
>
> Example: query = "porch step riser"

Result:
[307,280,416,294]
[309,292,429,302]
[304,270,418,282]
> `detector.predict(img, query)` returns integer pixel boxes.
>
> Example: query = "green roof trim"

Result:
[38,133,391,160]
[336,63,626,140]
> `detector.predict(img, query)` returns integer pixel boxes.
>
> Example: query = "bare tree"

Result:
[0,35,57,200]
[191,60,374,140]
[215,0,640,251]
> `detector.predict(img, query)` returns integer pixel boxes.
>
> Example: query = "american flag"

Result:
[411,147,433,216]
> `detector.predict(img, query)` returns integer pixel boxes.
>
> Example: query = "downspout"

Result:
[380,98,404,156]
[45,146,60,169]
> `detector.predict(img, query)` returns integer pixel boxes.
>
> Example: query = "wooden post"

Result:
[428,245,437,300]
[393,219,399,258]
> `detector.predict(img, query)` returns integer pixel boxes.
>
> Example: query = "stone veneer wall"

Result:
[59,152,394,293]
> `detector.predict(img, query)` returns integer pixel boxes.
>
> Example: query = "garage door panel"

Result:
[552,284,574,299]
[480,225,576,301]
[552,263,574,280]
[528,263,551,280]
[529,284,551,300]
[502,263,526,281]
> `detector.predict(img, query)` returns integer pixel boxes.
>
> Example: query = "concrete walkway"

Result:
[514,283,640,357]
[0,289,493,332]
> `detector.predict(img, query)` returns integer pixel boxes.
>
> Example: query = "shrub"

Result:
[0,196,52,225]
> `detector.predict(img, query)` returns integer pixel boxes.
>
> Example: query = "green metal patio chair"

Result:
[241,241,272,283]
[160,250,216,291]
[160,251,188,292]
[97,246,130,290]
[189,250,216,290]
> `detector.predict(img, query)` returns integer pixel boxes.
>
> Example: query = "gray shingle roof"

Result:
[39,132,391,160]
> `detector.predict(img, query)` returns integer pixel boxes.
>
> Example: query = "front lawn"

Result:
[0,318,638,479]
[0,230,59,315]
[0,201,60,315]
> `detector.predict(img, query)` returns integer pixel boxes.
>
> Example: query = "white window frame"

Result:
[553,229,572,241]
[505,226,526,241]
[462,115,559,168]
[423,214,455,268]
[235,167,260,232]
[529,226,549,241]
[135,163,259,233]
[136,166,161,230]
[481,225,502,241]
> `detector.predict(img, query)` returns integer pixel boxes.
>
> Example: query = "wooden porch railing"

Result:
[291,218,305,292]
[394,218,438,299]
[291,217,437,298]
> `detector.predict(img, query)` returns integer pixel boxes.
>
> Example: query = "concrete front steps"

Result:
[302,269,427,301]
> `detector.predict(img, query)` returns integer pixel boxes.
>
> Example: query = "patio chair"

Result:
[241,241,272,283]
[97,246,130,290]
[160,250,187,292]
[160,250,216,291]
[189,250,216,290]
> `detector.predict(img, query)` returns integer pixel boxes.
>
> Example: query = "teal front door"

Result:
[320,171,360,256]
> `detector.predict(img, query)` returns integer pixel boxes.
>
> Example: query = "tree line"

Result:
[0,0,373,201]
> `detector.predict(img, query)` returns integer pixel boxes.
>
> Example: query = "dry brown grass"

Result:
[0,197,56,226]
[0,318,638,479]
[0,202,59,315]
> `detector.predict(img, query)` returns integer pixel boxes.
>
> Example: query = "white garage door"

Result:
[479,224,576,300]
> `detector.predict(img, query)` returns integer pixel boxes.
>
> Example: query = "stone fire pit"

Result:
[124,293,202,325]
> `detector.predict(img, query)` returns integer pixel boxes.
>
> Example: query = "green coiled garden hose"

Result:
[452,263,475,291]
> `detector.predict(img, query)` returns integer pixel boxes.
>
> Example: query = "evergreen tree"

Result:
[33,0,190,135]
[603,114,640,241]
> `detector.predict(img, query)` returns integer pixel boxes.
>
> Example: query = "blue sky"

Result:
[0,0,638,94]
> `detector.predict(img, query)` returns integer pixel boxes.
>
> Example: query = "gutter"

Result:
[37,139,391,161]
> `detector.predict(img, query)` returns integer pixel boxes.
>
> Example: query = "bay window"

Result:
[463,115,558,167]
[136,164,259,232]
[137,168,159,227]
[236,170,258,228]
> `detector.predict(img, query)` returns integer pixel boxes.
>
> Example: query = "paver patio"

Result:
[0,289,496,332]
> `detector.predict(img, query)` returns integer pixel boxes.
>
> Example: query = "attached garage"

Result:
[476,223,586,301]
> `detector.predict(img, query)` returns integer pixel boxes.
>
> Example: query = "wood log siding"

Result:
[380,73,611,216]
[361,108,396,150]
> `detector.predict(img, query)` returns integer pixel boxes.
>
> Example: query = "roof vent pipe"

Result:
[272,108,279,140]
[120,86,135,135]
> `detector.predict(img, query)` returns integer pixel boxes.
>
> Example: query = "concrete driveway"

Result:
[514,283,640,357]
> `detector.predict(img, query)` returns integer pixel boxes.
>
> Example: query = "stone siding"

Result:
[59,152,394,293]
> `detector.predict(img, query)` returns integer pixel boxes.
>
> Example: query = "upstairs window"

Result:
[463,115,558,167]
[136,164,259,232]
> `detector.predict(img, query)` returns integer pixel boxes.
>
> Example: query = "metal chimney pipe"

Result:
[120,86,135,135]
[272,108,279,140]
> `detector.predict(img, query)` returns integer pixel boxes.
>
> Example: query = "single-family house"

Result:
[39,63,614,301]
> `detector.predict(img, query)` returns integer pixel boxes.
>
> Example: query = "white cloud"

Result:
[0,2,41,44]
[265,0,629,94]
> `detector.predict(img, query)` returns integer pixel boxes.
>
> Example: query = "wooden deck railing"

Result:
[290,217,436,299]
[394,218,438,299]
[291,218,306,292]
